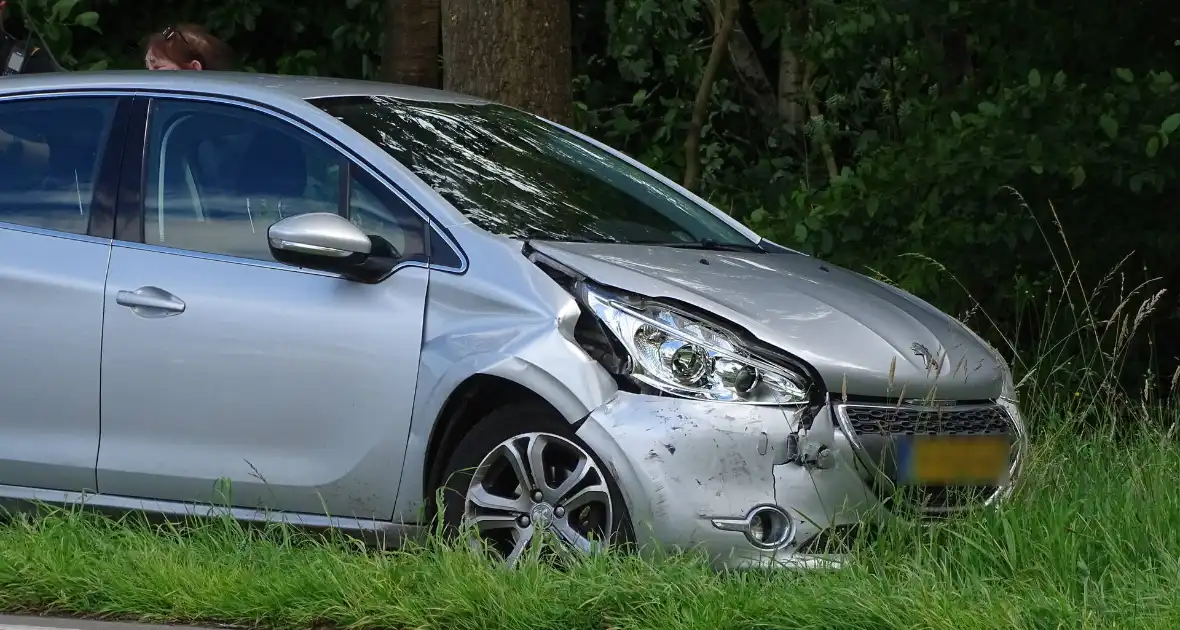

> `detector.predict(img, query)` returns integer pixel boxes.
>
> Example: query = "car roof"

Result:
[0,70,492,107]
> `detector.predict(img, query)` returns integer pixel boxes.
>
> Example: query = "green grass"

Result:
[4,193,1177,629]
[2,410,1180,630]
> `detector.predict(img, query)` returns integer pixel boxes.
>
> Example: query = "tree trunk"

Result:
[683,0,740,193]
[777,15,804,133]
[381,0,441,88]
[440,0,573,125]
[941,29,974,85]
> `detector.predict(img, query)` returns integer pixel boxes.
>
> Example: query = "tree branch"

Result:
[684,0,741,193]
[704,0,778,131]
[802,62,838,180]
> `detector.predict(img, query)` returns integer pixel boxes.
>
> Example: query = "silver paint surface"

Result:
[0,71,1022,569]
[268,212,374,257]
[0,227,107,492]
[529,241,1004,401]
[575,393,873,568]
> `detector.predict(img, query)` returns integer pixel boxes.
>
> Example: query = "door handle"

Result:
[116,286,186,317]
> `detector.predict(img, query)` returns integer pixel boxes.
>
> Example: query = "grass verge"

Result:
[4,191,1177,630]
[2,411,1180,630]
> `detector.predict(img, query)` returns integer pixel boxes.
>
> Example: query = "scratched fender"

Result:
[576,393,877,567]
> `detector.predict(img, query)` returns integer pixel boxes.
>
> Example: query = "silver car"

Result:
[0,71,1026,568]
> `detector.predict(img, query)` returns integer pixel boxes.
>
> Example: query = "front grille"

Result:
[885,484,1000,513]
[836,403,1018,514]
[842,404,1011,436]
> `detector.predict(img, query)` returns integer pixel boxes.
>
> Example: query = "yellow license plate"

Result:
[900,435,1011,485]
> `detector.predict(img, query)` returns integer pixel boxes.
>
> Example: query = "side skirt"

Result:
[0,484,425,549]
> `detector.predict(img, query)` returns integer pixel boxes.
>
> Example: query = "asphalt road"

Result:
[0,617,222,630]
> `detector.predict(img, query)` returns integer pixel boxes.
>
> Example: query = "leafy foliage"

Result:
[10,0,1179,382]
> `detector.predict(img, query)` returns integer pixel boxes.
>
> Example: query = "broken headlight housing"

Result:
[582,285,809,404]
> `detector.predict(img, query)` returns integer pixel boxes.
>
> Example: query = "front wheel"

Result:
[438,402,631,566]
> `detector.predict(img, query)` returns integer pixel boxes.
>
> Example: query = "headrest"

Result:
[233,129,308,199]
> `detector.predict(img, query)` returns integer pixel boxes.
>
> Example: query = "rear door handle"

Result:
[116,286,186,317]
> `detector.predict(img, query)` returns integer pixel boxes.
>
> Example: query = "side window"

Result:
[0,96,117,236]
[346,168,427,263]
[143,99,343,261]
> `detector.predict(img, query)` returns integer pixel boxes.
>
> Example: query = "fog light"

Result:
[709,504,796,550]
[748,512,767,543]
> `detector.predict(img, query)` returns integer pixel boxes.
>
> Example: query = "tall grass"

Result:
[902,188,1175,429]
[2,425,1180,629]
[1,189,1178,629]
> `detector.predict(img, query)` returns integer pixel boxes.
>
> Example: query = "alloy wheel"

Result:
[463,431,614,565]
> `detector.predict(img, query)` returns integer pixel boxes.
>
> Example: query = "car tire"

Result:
[437,400,633,564]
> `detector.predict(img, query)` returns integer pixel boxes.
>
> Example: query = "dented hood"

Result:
[529,241,1005,401]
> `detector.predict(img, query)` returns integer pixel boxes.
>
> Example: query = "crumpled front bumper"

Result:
[575,392,878,569]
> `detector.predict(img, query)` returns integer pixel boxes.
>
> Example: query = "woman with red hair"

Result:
[144,23,235,71]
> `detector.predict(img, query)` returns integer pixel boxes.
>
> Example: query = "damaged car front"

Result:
[314,91,1028,569]
[528,243,1027,568]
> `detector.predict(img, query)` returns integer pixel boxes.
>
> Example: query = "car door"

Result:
[0,93,128,493]
[96,95,431,519]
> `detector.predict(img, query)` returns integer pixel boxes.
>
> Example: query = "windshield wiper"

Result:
[630,238,766,253]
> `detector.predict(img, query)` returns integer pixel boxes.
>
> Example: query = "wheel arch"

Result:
[421,370,604,509]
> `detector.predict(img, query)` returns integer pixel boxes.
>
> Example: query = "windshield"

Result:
[312,95,758,248]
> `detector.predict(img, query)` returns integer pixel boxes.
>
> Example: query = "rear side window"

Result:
[0,97,117,236]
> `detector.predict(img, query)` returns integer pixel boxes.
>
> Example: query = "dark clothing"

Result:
[0,33,63,75]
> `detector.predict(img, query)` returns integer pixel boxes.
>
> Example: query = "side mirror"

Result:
[268,213,398,283]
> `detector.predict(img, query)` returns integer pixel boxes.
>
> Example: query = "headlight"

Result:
[582,285,809,404]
